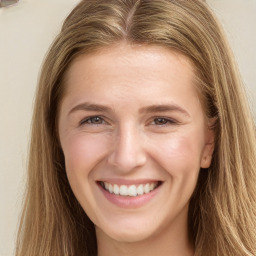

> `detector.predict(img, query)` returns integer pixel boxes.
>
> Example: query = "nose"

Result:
[107,124,147,172]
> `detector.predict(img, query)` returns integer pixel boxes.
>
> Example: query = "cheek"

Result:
[62,133,109,176]
[151,132,205,203]
[150,131,204,177]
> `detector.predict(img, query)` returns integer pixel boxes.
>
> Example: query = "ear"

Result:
[200,118,216,169]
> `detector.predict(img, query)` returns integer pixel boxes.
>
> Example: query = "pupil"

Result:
[93,117,101,123]
[156,118,166,124]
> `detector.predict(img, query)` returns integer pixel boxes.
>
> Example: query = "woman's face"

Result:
[58,44,214,244]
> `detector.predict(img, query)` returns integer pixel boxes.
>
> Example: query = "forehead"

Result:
[64,43,197,90]
[61,43,202,114]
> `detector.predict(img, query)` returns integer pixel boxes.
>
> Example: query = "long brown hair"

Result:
[16,0,256,255]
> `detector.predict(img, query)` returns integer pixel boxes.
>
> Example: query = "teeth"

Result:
[113,184,119,195]
[119,185,128,196]
[128,185,137,196]
[102,182,158,197]
[137,184,144,195]
[108,184,113,193]
[144,183,150,194]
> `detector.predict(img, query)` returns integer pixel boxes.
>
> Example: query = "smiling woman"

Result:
[15,0,256,256]
[58,45,214,254]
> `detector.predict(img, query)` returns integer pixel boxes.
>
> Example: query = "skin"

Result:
[58,43,215,256]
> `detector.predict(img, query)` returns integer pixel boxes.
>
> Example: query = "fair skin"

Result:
[58,43,215,256]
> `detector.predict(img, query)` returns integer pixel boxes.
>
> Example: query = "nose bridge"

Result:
[107,122,147,171]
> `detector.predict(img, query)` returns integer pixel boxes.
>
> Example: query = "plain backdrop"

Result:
[0,0,255,255]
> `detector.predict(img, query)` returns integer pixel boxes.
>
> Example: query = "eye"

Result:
[80,116,106,126]
[151,117,176,126]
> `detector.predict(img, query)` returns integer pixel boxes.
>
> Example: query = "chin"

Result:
[96,220,157,243]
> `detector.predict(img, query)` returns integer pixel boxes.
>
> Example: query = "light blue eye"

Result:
[88,117,104,124]
[80,116,105,125]
[153,118,175,125]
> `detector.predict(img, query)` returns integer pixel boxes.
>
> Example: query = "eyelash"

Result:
[79,116,106,126]
[79,116,177,127]
[150,117,177,126]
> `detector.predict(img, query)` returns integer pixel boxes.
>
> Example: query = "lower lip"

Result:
[97,183,161,208]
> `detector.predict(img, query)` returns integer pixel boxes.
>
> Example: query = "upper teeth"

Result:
[102,182,158,197]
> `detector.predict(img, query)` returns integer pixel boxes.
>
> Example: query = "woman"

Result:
[16,0,256,255]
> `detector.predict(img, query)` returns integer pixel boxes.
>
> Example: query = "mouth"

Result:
[98,181,162,197]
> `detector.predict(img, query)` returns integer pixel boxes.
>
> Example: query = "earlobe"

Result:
[200,119,216,169]
[200,147,214,168]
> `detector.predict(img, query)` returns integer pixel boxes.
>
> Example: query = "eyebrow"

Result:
[139,104,190,117]
[68,103,112,116]
[68,102,190,117]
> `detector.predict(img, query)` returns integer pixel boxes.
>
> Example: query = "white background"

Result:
[0,0,255,255]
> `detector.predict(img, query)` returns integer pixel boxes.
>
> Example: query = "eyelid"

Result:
[79,115,108,126]
[149,116,179,126]
[78,115,179,128]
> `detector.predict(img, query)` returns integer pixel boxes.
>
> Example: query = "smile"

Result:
[99,181,161,197]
